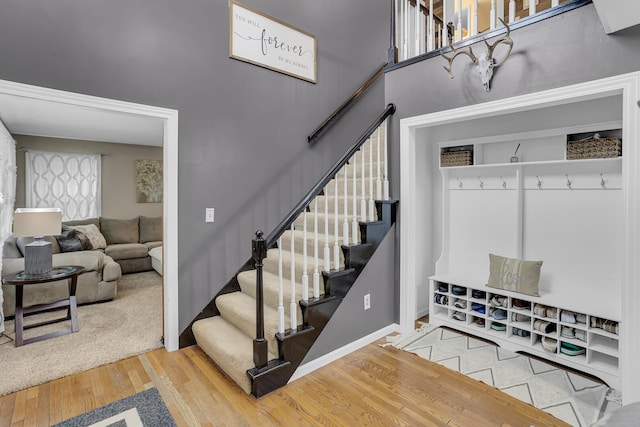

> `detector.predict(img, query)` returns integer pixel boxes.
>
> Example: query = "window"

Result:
[25,150,101,221]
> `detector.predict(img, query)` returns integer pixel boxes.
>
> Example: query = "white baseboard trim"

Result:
[416,307,429,319]
[288,323,401,383]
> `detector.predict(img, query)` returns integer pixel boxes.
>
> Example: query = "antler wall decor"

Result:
[442,18,514,92]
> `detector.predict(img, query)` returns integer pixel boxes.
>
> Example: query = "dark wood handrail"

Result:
[268,103,396,248]
[307,63,388,144]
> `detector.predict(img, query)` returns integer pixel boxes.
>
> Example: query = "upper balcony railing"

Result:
[393,0,586,63]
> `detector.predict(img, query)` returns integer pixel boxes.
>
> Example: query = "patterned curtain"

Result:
[0,118,17,333]
[25,150,101,221]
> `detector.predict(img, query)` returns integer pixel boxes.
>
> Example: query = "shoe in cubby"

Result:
[434,294,448,305]
[542,336,558,353]
[489,307,507,320]
[512,327,530,337]
[489,295,507,308]
[471,289,486,299]
[533,319,557,334]
[438,282,449,293]
[490,322,506,332]
[473,317,485,328]
[452,311,466,321]
[471,303,486,314]
[453,298,466,309]
[512,298,530,310]
[451,285,467,296]
[511,312,531,322]
[560,341,586,356]
[590,317,619,334]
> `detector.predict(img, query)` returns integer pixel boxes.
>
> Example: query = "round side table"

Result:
[2,265,85,346]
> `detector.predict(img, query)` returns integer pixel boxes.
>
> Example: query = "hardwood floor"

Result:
[0,334,569,426]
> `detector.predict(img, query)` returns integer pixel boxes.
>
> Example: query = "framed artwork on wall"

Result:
[136,159,162,203]
[229,0,317,83]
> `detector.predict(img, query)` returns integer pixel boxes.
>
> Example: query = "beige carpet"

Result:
[0,271,163,396]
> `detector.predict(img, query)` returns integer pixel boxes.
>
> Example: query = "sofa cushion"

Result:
[139,216,162,243]
[105,243,149,260]
[64,217,99,228]
[145,241,162,250]
[67,224,107,249]
[100,217,139,244]
[52,251,106,273]
[2,236,22,259]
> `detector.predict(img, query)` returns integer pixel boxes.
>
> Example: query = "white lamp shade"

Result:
[13,208,62,237]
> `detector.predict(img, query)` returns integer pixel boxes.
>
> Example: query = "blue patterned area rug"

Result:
[54,388,176,427]
[384,323,622,427]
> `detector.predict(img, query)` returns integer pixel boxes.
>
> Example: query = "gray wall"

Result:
[0,1,392,345]
[384,3,640,320]
[13,135,163,219]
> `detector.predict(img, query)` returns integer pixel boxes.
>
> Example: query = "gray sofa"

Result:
[1,215,162,317]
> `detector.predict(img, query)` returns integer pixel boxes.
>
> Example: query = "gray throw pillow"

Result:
[486,253,542,297]
[55,228,86,252]
[139,216,162,243]
[100,217,139,244]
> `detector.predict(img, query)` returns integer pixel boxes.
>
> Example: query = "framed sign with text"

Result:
[229,1,317,83]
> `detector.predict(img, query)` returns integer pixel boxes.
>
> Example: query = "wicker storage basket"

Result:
[566,137,621,160]
[441,150,473,167]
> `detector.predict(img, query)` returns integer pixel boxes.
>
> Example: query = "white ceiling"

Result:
[0,91,164,146]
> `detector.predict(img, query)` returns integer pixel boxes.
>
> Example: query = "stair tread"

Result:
[217,291,284,357]
[192,316,255,394]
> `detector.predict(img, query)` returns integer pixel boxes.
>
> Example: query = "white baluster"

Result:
[361,140,367,221]
[333,179,340,270]
[352,156,358,245]
[551,0,559,6]
[368,134,375,221]
[415,0,421,56]
[509,0,515,23]
[323,186,330,272]
[456,0,462,41]
[490,0,496,30]
[313,198,320,298]
[383,120,390,201]
[528,0,536,16]
[428,0,434,52]
[343,164,350,246]
[497,0,505,27]
[278,237,284,334]
[473,0,478,36]
[302,210,308,302]
[290,223,297,329]
[376,127,382,201]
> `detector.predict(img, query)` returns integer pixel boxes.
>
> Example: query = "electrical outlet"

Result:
[364,293,371,310]
[205,208,215,223]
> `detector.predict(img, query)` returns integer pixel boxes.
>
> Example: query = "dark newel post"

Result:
[252,230,268,369]
[388,0,398,64]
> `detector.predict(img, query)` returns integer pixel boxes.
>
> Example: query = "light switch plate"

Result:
[205,208,215,223]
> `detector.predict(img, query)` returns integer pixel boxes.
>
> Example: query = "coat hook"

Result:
[600,173,606,189]
[477,177,484,189]
[457,177,463,189]
[566,174,572,189]
[536,176,542,189]
[500,176,506,189]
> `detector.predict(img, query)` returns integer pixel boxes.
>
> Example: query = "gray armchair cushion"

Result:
[2,236,22,258]
[100,217,139,244]
[139,216,162,243]
[105,243,149,260]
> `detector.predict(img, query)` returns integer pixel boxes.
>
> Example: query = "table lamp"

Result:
[12,208,62,275]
